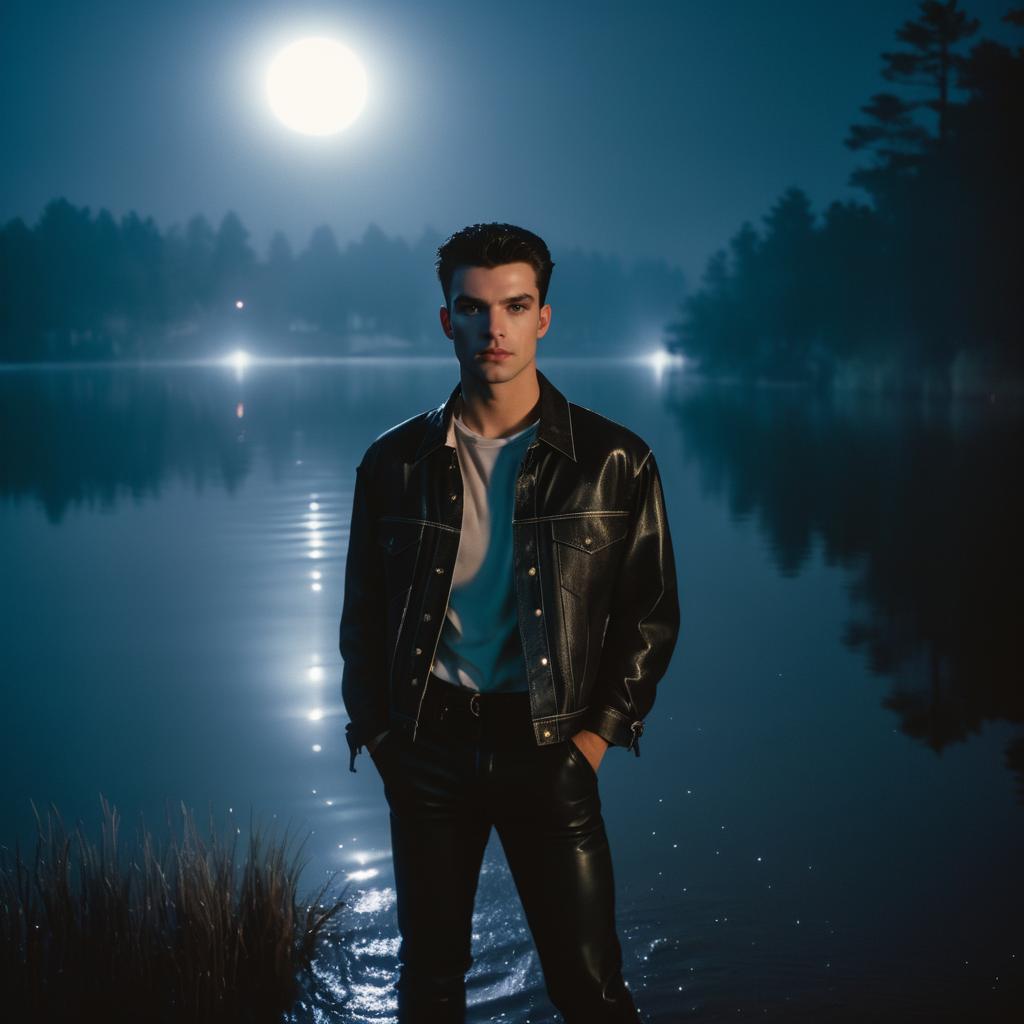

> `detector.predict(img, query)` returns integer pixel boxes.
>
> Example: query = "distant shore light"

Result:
[646,348,686,374]
[226,350,251,372]
[235,300,245,310]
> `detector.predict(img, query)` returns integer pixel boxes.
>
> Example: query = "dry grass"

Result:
[0,795,349,1022]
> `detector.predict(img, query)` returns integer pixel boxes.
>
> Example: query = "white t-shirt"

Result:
[366,400,539,753]
[430,410,539,692]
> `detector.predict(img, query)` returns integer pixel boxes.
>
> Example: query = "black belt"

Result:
[417,672,535,748]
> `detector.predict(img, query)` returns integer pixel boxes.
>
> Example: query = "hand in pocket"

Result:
[569,729,607,775]
[369,730,395,775]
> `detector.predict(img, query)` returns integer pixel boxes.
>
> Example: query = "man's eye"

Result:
[457,303,527,314]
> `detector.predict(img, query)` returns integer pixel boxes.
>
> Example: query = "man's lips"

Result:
[479,349,511,358]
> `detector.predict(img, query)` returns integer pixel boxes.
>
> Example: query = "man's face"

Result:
[439,262,551,386]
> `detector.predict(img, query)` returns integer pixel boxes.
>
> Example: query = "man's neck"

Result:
[456,367,541,440]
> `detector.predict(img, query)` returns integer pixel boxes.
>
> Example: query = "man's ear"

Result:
[439,305,453,339]
[537,303,552,338]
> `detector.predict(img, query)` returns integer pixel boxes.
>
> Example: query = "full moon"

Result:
[266,37,367,136]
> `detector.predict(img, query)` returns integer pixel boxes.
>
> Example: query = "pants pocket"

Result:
[565,736,598,781]
[371,730,402,778]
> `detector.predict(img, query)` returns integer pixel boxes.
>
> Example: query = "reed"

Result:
[0,795,349,1022]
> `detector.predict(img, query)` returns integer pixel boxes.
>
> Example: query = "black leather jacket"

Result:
[340,368,680,771]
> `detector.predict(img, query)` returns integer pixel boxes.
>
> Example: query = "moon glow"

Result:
[266,37,367,136]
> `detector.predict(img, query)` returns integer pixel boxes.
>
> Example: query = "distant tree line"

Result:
[0,206,685,362]
[667,1,1024,391]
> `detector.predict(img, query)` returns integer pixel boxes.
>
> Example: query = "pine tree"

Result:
[846,0,979,200]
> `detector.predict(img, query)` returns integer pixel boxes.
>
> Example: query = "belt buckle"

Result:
[469,692,481,718]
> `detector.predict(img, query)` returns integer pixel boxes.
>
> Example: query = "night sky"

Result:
[2,0,1016,285]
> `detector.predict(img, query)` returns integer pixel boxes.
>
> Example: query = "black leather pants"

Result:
[370,679,641,1023]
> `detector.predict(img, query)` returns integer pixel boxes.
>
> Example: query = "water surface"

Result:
[1,359,1021,1021]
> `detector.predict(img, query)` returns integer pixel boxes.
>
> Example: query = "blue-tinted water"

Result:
[1,359,1021,1021]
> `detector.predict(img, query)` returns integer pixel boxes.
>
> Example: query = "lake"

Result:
[1,357,1021,1022]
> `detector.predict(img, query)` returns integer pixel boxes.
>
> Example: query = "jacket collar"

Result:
[412,367,576,465]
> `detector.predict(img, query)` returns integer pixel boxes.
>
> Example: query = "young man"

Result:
[339,223,680,1023]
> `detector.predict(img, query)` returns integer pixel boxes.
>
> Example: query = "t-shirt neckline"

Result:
[453,412,540,447]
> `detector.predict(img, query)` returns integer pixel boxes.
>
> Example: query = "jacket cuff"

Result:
[580,705,646,757]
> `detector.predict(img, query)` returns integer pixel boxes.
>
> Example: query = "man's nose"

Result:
[483,311,506,337]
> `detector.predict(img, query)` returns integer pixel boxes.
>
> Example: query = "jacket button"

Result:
[411,678,419,687]
[534,607,542,616]
[449,494,458,501]
[583,537,592,546]
[435,566,444,574]
[527,566,536,575]
[540,657,548,666]
[415,647,422,655]
[542,729,552,738]
[423,612,431,621]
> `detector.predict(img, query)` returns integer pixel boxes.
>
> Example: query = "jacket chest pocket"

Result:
[377,518,423,604]
[550,513,630,598]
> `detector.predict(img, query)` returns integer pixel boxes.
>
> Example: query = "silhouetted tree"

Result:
[0,218,42,360]
[293,225,346,333]
[262,230,295,330]
[667,247,734,373]
[35,198,97,347]
[883,0,980,148]
[210,211,256,309]
[815,199,892,363]
[668,189,825,381]
[0,201,684,361]
[846,1,979,211]
[183,214,216,311]
[947,11,1024,368]
[845,92,932,206]
[340,223,418,339]
[668,1,1022,391]
[757,188,821,376]
[117,211,165,336]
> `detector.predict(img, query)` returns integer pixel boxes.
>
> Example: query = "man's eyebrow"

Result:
[453,292,535,306]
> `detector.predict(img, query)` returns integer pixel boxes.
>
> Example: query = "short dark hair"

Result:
[435,222,555,309]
